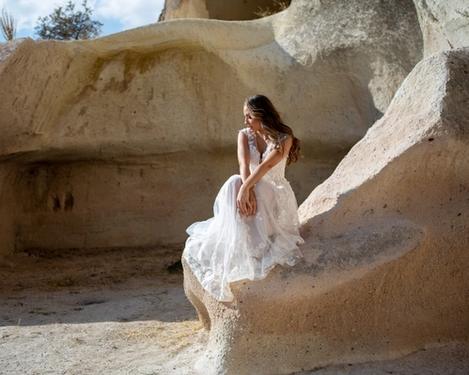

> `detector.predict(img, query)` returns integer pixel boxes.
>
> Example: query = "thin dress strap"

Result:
[241,128,257,150]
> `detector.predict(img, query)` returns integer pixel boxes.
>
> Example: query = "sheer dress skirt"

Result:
[182,174,304,302]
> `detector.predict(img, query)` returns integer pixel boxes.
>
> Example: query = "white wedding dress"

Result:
[182,127,304,302]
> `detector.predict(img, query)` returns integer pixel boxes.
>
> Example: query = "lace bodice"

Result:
[240,127,288,183]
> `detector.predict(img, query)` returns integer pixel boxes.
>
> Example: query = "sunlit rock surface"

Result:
[158,0,290,21]
[414,0,469,56]
[0,0,421,257]
[182,47,469,375]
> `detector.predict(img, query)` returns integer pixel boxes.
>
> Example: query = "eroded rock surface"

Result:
[1,0,468,374]
[158,0,291,21]
[0,0,422,257]
[414,0,469,56]
[182,47,469,375]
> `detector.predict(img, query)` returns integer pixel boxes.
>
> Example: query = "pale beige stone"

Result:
[0,0,422,258]
[414,0,469,56]
[0,0,467,374]
[182,47,469,375]
[158,0,287,21]
[159,0,209,21]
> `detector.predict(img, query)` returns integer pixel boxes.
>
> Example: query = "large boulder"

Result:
[182,47,469,375]
[413,0,469,56]
[0,0,421,257]
[158,0,289,21]
[158,0,209,20]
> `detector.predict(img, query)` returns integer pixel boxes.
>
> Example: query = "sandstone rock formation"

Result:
[158,0,290,21]
[0,0,422,258]
[1,0,468,373]
[182,47,469,375]
[414,0,469,56]
[158,0,209,21]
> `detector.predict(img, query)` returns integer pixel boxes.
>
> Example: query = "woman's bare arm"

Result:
[237,130,251,183]
[240,136,292,192]
[237,130,257,216]
[237,136,292,215]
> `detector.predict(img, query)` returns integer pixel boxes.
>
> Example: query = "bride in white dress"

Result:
[182,94,304,302]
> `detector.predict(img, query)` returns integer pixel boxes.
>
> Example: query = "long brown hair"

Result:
[244,94,301,165]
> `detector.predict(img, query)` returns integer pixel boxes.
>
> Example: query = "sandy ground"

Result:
[0,246,468,375]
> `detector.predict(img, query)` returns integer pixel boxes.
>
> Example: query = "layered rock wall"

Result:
[0,0,422,257]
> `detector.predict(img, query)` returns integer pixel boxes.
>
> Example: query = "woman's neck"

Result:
[254,129,267,139]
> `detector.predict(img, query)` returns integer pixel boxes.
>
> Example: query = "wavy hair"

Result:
[244,94,301,165]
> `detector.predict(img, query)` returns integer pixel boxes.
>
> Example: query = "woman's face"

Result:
[243,104,262,133]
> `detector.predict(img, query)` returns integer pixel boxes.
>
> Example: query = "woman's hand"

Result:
[248,188,257,216]
[236,185,254,217]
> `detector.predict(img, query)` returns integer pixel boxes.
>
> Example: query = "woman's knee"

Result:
[228,174,242,184]
[227,174,243,191]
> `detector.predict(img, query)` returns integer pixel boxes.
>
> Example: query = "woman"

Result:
[182,94,304,302]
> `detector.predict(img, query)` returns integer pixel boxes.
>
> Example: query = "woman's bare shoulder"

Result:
[279,132,292,143]
[238,128,252,141]
[238,128,247,136]
[280,133,293,156]
[238,128,250,145]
